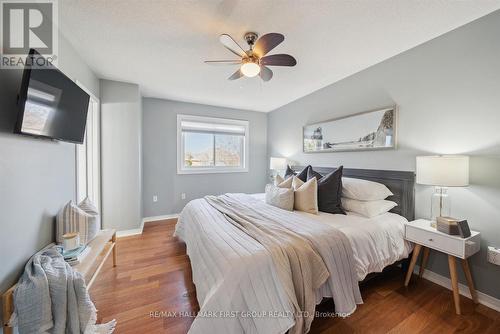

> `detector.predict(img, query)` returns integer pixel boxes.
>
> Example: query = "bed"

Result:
[174,167,415,334]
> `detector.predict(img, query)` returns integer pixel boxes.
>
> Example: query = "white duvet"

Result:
[251,193,413,281]
[175,193,412,334]
[296,210,412,281]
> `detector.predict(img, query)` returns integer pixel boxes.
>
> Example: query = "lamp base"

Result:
[430,186,451,223]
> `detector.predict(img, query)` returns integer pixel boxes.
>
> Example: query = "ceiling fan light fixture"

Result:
[206,32,295,81]
[240,61,260,77]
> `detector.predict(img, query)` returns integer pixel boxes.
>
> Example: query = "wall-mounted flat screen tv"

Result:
[15,49,90,144]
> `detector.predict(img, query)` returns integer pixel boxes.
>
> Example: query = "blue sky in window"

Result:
[185,132,213,154]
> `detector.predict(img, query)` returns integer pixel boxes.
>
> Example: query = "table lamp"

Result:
[416,155,469,223]
[269,157,287,182]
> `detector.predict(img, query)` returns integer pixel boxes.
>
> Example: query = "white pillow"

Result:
[78,197,100,244]
[342,177,393,201]
[56,198,101,245]
[78,197,99,215]
[265,184,294,211]
[342,198,397,218]
[292,176,318,214]
[56,201,94,245]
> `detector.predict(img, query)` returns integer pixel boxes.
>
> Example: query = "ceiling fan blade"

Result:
[260,66,273,82]
[219,34,247,58]
[205,60,241,65]
[228,69,244,80]
[260,54,297,67]
[253,33,284,57]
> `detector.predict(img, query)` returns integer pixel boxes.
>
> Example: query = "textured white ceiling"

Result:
[59,1,500,112]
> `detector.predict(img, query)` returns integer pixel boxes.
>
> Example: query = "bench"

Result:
[2,229,117,334]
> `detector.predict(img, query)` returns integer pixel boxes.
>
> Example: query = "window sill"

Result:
[177,168,249,175]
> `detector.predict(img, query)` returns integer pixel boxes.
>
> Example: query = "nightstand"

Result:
[404,219,481,315]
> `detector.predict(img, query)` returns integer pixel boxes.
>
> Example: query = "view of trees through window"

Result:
[184,132,243,168]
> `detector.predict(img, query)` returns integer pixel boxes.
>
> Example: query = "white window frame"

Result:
[177,114,249,175]
[75,81,101,213]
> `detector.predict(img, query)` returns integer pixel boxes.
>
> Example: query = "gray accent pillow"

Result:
[265,184,294,211]
[285,165,310,182]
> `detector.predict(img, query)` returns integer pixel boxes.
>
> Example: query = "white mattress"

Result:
[251,193,412,281]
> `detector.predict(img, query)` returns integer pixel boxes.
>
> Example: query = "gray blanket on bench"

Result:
[9,247,115,334]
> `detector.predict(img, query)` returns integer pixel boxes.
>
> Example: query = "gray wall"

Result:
[142,98,268,217]
[268,11,500,299]
[0,36,99,323]
[100,80,143,231]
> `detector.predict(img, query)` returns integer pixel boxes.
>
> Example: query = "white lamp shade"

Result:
[416,155,469,187]
[270,157,287,170]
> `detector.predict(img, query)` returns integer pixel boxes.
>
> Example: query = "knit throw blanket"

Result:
[9,247,116,334]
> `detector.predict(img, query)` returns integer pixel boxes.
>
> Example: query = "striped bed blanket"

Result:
[174,193,362,334]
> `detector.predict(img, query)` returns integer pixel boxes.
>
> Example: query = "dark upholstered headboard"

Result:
[291,166,415,221]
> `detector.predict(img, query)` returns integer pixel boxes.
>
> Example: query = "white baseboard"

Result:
[414,265,500,312]
[116,214,180,238]
[116,228,143,238]
[142,214,180,224]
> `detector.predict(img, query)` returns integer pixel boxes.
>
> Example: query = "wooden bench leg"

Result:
[448,255,461,315]
[3,325,13,334]
[405,244,422,286]
[112,232,117,267]
[3,286,15,334]
[419,247,430,278]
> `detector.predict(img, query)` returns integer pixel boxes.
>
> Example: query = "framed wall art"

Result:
[303,106,397,153]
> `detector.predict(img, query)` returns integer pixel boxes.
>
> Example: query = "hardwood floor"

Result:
[90,219,500,333]
[90,219,198,333]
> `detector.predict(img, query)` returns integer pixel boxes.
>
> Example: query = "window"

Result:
[177,115,249,174]
[76,82,101,213]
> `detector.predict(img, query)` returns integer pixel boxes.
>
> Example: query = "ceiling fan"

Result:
[205,32,297,82]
